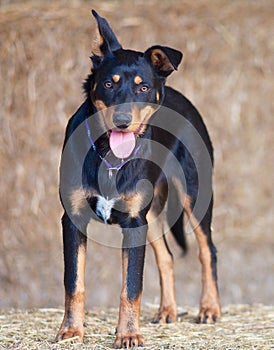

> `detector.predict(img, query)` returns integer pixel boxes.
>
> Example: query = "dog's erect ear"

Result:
[92,10,122,56]
[144,45,183,77]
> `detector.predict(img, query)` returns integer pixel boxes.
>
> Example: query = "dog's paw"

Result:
[55,325,84,343]
[114,333,144,348]
[197,305,221,324]
[152,305,177,324]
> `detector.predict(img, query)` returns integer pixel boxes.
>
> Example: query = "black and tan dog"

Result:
[56,10,221,348]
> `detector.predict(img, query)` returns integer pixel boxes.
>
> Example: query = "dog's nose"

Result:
[113,114,132,129]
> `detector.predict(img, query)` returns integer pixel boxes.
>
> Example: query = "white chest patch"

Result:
[95,196,116,223]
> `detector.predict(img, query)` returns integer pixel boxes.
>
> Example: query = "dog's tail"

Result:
[167,183,188,254]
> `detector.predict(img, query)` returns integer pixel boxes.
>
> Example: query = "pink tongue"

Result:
[109,131,136,159]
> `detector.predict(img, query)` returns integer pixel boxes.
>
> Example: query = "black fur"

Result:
[57,10,220,346]
[60,6,213,308]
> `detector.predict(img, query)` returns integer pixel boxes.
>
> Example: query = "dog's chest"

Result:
[93,185,144,224]
[95,195,117,223]
[85,160,147,224]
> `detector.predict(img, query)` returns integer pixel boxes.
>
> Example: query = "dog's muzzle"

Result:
[113,113,132,129]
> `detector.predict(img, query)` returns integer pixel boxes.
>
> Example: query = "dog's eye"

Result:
[138,84,149,93]
[104,81,113,89]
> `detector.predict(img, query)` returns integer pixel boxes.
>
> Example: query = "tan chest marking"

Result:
[70,188,95,216]
[123,192,144,218]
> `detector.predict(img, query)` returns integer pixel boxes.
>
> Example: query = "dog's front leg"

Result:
[114,219,147,348]
[56,213,87,342]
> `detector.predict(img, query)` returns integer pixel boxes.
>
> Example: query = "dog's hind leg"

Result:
[147,207,177,324]
[56,212,87,342]
[184,196,221,323]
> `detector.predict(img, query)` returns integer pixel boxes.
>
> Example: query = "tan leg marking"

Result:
[147,209,177,323]
[183,196,220,322]
[185,197,221,322]
[171,177,220,322]
[56,245,86,342]
[114,250,144,348]
[192,222,221,323]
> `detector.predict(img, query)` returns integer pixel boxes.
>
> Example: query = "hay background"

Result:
[0,0,273,319]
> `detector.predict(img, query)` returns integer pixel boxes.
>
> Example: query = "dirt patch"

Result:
[0,305,273,349]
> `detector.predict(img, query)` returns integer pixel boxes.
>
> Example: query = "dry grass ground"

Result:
[1,305,274,349]
[0,0,273,324]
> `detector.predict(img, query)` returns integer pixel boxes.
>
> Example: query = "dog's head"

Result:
[86,10,183,159]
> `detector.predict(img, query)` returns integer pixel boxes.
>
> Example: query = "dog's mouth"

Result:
[109,120,147,159]
[97,103,158,158]
[109,122,146,159]
[109,131,136,159]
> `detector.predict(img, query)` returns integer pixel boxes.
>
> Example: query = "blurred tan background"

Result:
[0,0,273,310]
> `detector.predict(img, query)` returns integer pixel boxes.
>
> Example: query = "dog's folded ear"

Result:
[144,46,183,77]
[92,10,122,56]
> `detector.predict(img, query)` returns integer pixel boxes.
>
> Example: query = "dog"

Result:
[56,10,221,348]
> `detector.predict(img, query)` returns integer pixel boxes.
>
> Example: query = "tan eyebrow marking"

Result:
[112,74,120,83]
[134,76,143,85]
